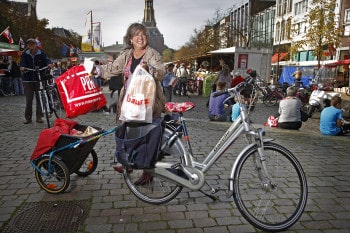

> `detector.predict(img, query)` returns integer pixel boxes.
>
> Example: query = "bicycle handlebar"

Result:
[23,66,49,72]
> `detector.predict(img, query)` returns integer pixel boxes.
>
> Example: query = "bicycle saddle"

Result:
[165,102,195,113]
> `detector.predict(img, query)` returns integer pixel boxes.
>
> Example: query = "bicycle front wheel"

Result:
[123,128,184,205]
[233,142,307,232]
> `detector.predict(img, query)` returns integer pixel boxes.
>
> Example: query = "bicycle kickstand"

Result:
[198,182,220,201]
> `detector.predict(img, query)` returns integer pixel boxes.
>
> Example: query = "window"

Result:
[345,9,350,24]
[295,0,308,15]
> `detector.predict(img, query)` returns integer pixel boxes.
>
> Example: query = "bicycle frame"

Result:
[154,84,275,195]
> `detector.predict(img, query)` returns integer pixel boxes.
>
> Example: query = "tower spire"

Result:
[143,0,156,27]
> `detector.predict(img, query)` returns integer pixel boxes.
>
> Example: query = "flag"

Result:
[19,37,25,50]
[69,44,77,57]
[61,43,69,56]
[1,26,14,44]
[35,37,43,49]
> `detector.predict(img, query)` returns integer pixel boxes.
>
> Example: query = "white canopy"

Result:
[208,47,237,54]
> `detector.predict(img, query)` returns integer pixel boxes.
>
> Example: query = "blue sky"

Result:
[30,0,236,49]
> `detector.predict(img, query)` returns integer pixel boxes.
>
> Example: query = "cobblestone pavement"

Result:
[0,90,349,233]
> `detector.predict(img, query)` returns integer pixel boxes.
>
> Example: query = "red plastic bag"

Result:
[55,65,107,118]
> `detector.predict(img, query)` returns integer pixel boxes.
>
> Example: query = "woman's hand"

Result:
[141,62,149,73]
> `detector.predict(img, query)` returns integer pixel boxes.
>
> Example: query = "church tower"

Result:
[27,0,37,18]
[142,0,165,53]
[143,0,156,27]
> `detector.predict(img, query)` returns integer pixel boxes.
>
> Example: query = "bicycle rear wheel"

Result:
[233,142,307,232]
[263,94,278,106]
[34,157,70,194]
[123,128,184,204]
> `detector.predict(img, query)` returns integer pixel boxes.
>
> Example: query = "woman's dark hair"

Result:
[125,23,149,48]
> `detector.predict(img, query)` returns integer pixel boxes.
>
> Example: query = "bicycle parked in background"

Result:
[118,77,308,232]
[246,76,285,113]
[24,66,63,128]
[346,86,350,96]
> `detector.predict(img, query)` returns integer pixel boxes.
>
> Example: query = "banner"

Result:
[55,65,107,118]
[81,11,93,52]
[92,22,101,52]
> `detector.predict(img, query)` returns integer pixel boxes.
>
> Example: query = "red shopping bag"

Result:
[55,65,107,118]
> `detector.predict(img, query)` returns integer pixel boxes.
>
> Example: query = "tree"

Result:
[290,0,342,68]
[162,48,175,62]
[0,1,81,59]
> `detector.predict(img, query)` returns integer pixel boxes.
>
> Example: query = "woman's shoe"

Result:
[113,165,133,174]
[134,171,154,186]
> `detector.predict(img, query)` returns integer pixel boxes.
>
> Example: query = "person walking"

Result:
[20,38,53,124]
[162,63,175,102]
[92,60,103,90]
[175,63,188,96]
[8,57,24,96]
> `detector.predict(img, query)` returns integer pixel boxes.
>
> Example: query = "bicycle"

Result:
[117,78,308,232]
[24,66,63,127]
[263,84,285,106]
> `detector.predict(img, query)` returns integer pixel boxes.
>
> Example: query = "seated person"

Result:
[208,82,231,122]
[231,96,247,122]
[278,87,302,130]
[320,96,350,135]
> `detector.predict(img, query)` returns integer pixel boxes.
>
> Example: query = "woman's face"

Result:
[131,30,147,50]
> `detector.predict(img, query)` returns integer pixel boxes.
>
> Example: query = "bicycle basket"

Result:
[115,122,163,169]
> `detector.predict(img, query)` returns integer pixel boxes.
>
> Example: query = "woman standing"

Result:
[215,64,232,89]
[107,23,166,124]
[107,23,166,183]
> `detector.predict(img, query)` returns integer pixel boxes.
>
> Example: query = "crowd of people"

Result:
[1,22,349,137]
